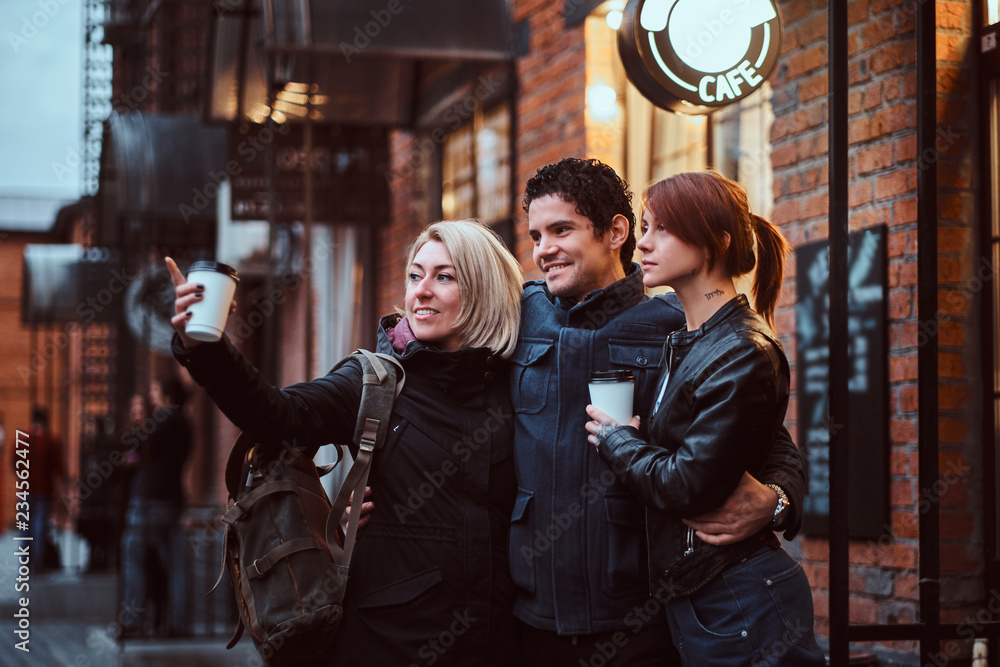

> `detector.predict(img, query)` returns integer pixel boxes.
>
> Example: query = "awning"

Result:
[21,244,123,323]
[205,0,515,128]
[97,112,227,245]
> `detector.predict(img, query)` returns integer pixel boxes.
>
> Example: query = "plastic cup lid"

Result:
[589,370,635,382]
[188,260,239,282]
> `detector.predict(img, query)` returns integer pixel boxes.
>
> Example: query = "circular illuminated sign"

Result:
[618,0,783,115]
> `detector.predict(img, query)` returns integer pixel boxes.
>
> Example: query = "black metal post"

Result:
[827,0,850,664]
[916,0,941,662]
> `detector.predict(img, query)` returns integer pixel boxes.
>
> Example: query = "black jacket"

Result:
[174,314,522,666]
[596,296,790,599]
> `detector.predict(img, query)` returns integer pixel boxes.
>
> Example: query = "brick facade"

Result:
[772,0,984,662]
[14,0,987,657]
[378,0,590,313]
[379,1,990,662]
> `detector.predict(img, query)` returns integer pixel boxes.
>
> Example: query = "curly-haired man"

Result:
[509,157,807,665]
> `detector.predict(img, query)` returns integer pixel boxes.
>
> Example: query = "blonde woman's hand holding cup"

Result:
[165,257,238,349]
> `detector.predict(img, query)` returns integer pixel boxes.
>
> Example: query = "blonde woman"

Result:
[168,220,524,665]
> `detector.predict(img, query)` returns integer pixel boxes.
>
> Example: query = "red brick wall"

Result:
[512,1,589,273]
[773,0,982,659]
[378,0,591,315]
[0,232,72,529]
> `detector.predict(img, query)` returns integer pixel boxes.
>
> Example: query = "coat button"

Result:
[484,370,494,381]
[637,356,648,365]
[486,355,495,365]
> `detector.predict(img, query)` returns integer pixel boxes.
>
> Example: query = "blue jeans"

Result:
[664,546,826,666]
[28,495,52,569]
[120,500,187,635]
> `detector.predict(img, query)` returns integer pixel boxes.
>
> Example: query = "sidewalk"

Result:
[0,618,238,667]
[0,532,238,666]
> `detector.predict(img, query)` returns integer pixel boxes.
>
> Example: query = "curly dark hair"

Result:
[522,158,636,273]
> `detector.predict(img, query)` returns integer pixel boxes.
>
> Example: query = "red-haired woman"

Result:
[585,171,825,666]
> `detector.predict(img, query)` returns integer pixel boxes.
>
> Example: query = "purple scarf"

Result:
[386,315,417,352]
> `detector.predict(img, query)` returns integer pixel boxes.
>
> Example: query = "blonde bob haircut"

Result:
[400,219,522,359]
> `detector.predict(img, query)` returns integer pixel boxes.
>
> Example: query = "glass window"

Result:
[650,111,708,180]
[442,103,511,225]
[711,83,775,219]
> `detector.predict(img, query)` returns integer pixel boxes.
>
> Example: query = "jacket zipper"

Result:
[666,334,695,558]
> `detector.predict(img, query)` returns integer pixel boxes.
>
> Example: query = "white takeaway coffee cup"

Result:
[185,261,239,342]
[588,370,635,425]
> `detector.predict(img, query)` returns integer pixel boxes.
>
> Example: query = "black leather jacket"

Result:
[595,295,791,600]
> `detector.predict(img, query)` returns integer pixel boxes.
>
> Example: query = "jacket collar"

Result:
[375,313,495,382]
[669,294,750,345]
[554,263,646,327]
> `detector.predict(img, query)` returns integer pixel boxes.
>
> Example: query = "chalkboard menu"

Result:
[795,225,888,538]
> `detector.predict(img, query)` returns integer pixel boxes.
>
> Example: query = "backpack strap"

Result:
[326,350,404,565]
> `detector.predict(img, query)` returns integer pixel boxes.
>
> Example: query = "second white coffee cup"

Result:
[588,370,635,425]
[186,261,240,342]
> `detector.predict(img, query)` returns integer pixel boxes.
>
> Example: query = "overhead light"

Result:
[276,90,309,105]
[270,110,288,123]
[606,10,623,31]
[284,82,309,94]
[274,100,309,116]
[586,84,619,121]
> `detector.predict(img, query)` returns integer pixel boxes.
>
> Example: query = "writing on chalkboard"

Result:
[795,226,888,538]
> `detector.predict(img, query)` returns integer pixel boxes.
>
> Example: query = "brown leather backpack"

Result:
[210,350,404,666]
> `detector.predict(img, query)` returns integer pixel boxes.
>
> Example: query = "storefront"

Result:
[378,0,999,663]
[27,0,1000,657]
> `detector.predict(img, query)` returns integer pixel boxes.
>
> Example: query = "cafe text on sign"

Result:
[618,0,783,115]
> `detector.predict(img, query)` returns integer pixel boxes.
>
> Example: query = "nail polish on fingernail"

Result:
[186,311,193,317]
[196,284,205,290]
[194,292,203,298]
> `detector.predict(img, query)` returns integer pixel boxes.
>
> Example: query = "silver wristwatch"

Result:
[765,483,790,530]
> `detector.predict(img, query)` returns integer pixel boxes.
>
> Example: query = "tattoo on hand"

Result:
[706,289,724,300]
[595,424,618,442]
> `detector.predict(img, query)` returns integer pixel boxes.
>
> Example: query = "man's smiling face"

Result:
[527,194,626,302]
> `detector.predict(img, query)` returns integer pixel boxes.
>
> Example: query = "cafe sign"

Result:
[618,0,782,114]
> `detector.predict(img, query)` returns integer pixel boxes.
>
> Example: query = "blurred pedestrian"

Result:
[119,376,192,637]
[14,406,64,571]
